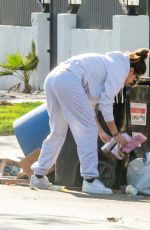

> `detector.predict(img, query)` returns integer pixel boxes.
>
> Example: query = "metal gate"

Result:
[0,0,43,26]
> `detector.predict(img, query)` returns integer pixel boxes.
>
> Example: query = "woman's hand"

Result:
[99,129,111,143]
[114,132,128,146]
[106,121,128,146]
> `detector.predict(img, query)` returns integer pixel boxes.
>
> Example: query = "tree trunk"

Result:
[23,83,32,94]
[23,72,32,94]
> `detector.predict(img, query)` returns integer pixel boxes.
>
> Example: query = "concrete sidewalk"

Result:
[0,183,150,229]
[0,135,25,159]
[0,90,46,103]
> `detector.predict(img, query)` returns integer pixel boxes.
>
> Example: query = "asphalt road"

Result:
[0,184,150,230]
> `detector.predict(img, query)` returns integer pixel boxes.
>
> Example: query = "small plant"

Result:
[0,41,39,94]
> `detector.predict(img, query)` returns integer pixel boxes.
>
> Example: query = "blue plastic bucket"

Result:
[13,103,50,156]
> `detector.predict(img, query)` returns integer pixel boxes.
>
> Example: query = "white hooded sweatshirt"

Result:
[60,51,130,122]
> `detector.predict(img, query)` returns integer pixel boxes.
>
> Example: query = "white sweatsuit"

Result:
[31,51,130,178]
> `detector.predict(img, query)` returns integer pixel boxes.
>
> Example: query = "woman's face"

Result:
[124,67,139,85]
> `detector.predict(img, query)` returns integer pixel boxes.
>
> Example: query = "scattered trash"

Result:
[0,159,7,177]
[18,148,55,176]
[0,152,28,185]
[106,217,123,222]
[125,185,138,196]
[101,133,131,159]
[127,158,150,195]
[0,176,29,186]
[29,184,81,193]
[48,185,65,192]
[0,148,54,187]
[18,148,40,176]
[122,133,147,153]
[30,186,39,190]
[4,165,21,176]
[17,174,28,180]
[30,185,66,192]
[101,132,147,160]
[0,154,21,177]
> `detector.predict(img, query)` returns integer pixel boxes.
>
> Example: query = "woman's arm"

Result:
[106,120,128,146]
[95,116,111,143]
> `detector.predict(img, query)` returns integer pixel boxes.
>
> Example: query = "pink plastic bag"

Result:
[101,133,147,160]
[122,133,147,154]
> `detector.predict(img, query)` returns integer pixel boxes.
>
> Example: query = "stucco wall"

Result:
[31,13,50,90]
[0,26,32,90]
[71,29,113,56]
[0,13,149,91]
[0,12,50,91]
[57,14,149,77]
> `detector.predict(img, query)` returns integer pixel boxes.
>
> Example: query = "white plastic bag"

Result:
[127,158,150,195]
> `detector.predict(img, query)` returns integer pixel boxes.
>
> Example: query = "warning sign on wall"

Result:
[130,102,147,126]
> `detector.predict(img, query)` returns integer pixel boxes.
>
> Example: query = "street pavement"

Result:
[0,91,150,229]
[0,182,150,230]
[0,135,25,159]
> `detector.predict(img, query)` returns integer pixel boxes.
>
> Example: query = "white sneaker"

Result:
[30,175,52,190]
[82,178,113,195]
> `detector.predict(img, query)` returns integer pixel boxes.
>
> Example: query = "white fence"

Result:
[0,13,50,91]
[57,14,149,77]
[0,13,149,91]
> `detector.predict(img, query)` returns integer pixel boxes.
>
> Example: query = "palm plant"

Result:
[0,41,39,93]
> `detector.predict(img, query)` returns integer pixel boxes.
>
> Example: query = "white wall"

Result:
[71,29,113,56]
[0,13,149,91]
[113,15,149,77]
[31,13,50,90]
[57,14,76,64]
[0,26,32,90]
[57,14,149,76]
[113,15,149,51]
[0,13,50,91]
[57,14,112,64]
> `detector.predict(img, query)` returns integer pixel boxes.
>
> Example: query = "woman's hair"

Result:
[128,48,150,76]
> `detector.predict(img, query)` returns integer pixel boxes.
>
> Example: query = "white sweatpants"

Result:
[31,67,99,179]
